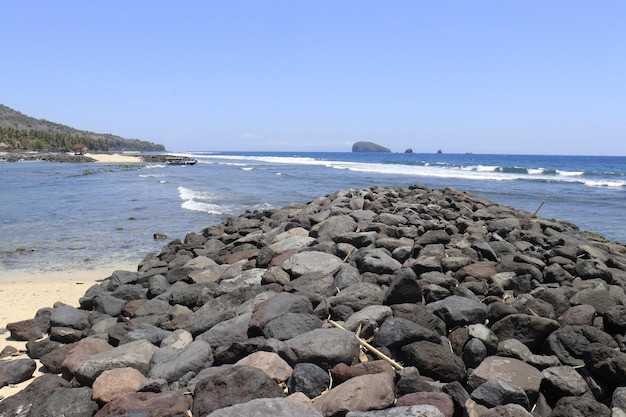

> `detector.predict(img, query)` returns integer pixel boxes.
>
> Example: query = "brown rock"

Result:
[455,262,498,281]
[94,391,190,417]
[313,372,395,417]
[330,360,396,385]
[396,391,455,417]
[92,367,146,403]
[60,337,114,377]
[468,356,543,402]
[234,351,293,382]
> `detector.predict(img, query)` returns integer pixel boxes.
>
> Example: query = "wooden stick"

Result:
[532,200,545,217]
[327,319,404,371]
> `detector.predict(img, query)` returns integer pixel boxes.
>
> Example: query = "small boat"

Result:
[165,157,198,165]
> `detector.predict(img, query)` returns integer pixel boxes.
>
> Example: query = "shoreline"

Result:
[0,264,136,399]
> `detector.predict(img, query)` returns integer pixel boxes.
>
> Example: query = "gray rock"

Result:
[197,312,252,350]
[344,305,393,332]
[346,405,445,417]
[149,340,213,383]
[329,282,385,311]
[354,248,403,274]
[283,251,344,277]
[249,292,313,334]
[74,339,158,385]
[118,323,172,345]
[206,397,324,417]
[50,305,90,331]
[283,328,360,366]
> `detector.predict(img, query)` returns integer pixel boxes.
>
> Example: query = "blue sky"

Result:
[1,1,625,155]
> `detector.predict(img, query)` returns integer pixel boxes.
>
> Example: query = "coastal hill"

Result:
[0,104,164,152]
[352,141,391,152]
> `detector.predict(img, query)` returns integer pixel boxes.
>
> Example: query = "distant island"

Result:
[352,141,391,153]
[0,104,165,152]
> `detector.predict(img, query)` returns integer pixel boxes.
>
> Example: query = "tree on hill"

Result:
[0,104,165,152]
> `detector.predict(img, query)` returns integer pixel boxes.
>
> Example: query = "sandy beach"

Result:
[0,265,136,398]
[84,153,143,163]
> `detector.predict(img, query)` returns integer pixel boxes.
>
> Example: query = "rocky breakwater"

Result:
[3,184,626,416]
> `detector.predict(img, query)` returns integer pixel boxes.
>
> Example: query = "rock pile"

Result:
[3,184,626,416]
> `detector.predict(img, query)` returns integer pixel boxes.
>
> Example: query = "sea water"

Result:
[1,152,625,274]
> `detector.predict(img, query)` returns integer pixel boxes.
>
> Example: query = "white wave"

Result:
[138,174,163,178]
[583,180,626,188]
[527,168,544,175]
[241,167,254,171]
[143,164,166,169]
[159,180,167,184]
[557,170,584,176]
[178,186,214,201]
[181,200,228,214]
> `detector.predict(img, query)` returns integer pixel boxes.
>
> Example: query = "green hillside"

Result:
[0,104,165,152]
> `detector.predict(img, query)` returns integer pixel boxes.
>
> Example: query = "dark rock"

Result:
[400,341,467,382]
[426,295,488,329]
[6,307,53,341]
[541,366,592,401]
[383,269,422,305]
[544,325,618,366]
[27,386,98,417]
[0,373,71,417]
[390,303,446,336]
[192,365,285,416]
[470,378,530,410]
[558,304,596,326]
[549,395,611,417]
[288,362,330,398]
[373,317,441,349]
[261,312,323,340]
[0,358,36,387]
[583,342,626,387]
[491,313,560,352]
[26,338,62,359]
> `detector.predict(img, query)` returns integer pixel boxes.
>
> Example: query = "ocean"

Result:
[1,152,625,275]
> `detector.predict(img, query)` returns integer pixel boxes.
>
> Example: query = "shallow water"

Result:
[1,152,625,274]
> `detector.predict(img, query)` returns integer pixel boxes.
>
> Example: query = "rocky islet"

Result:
[2,184,626,416]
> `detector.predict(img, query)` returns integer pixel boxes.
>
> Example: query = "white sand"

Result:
[0,264,136,399]
[84,153,143,163]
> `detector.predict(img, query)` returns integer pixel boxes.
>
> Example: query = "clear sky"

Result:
[1,1,625,155]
